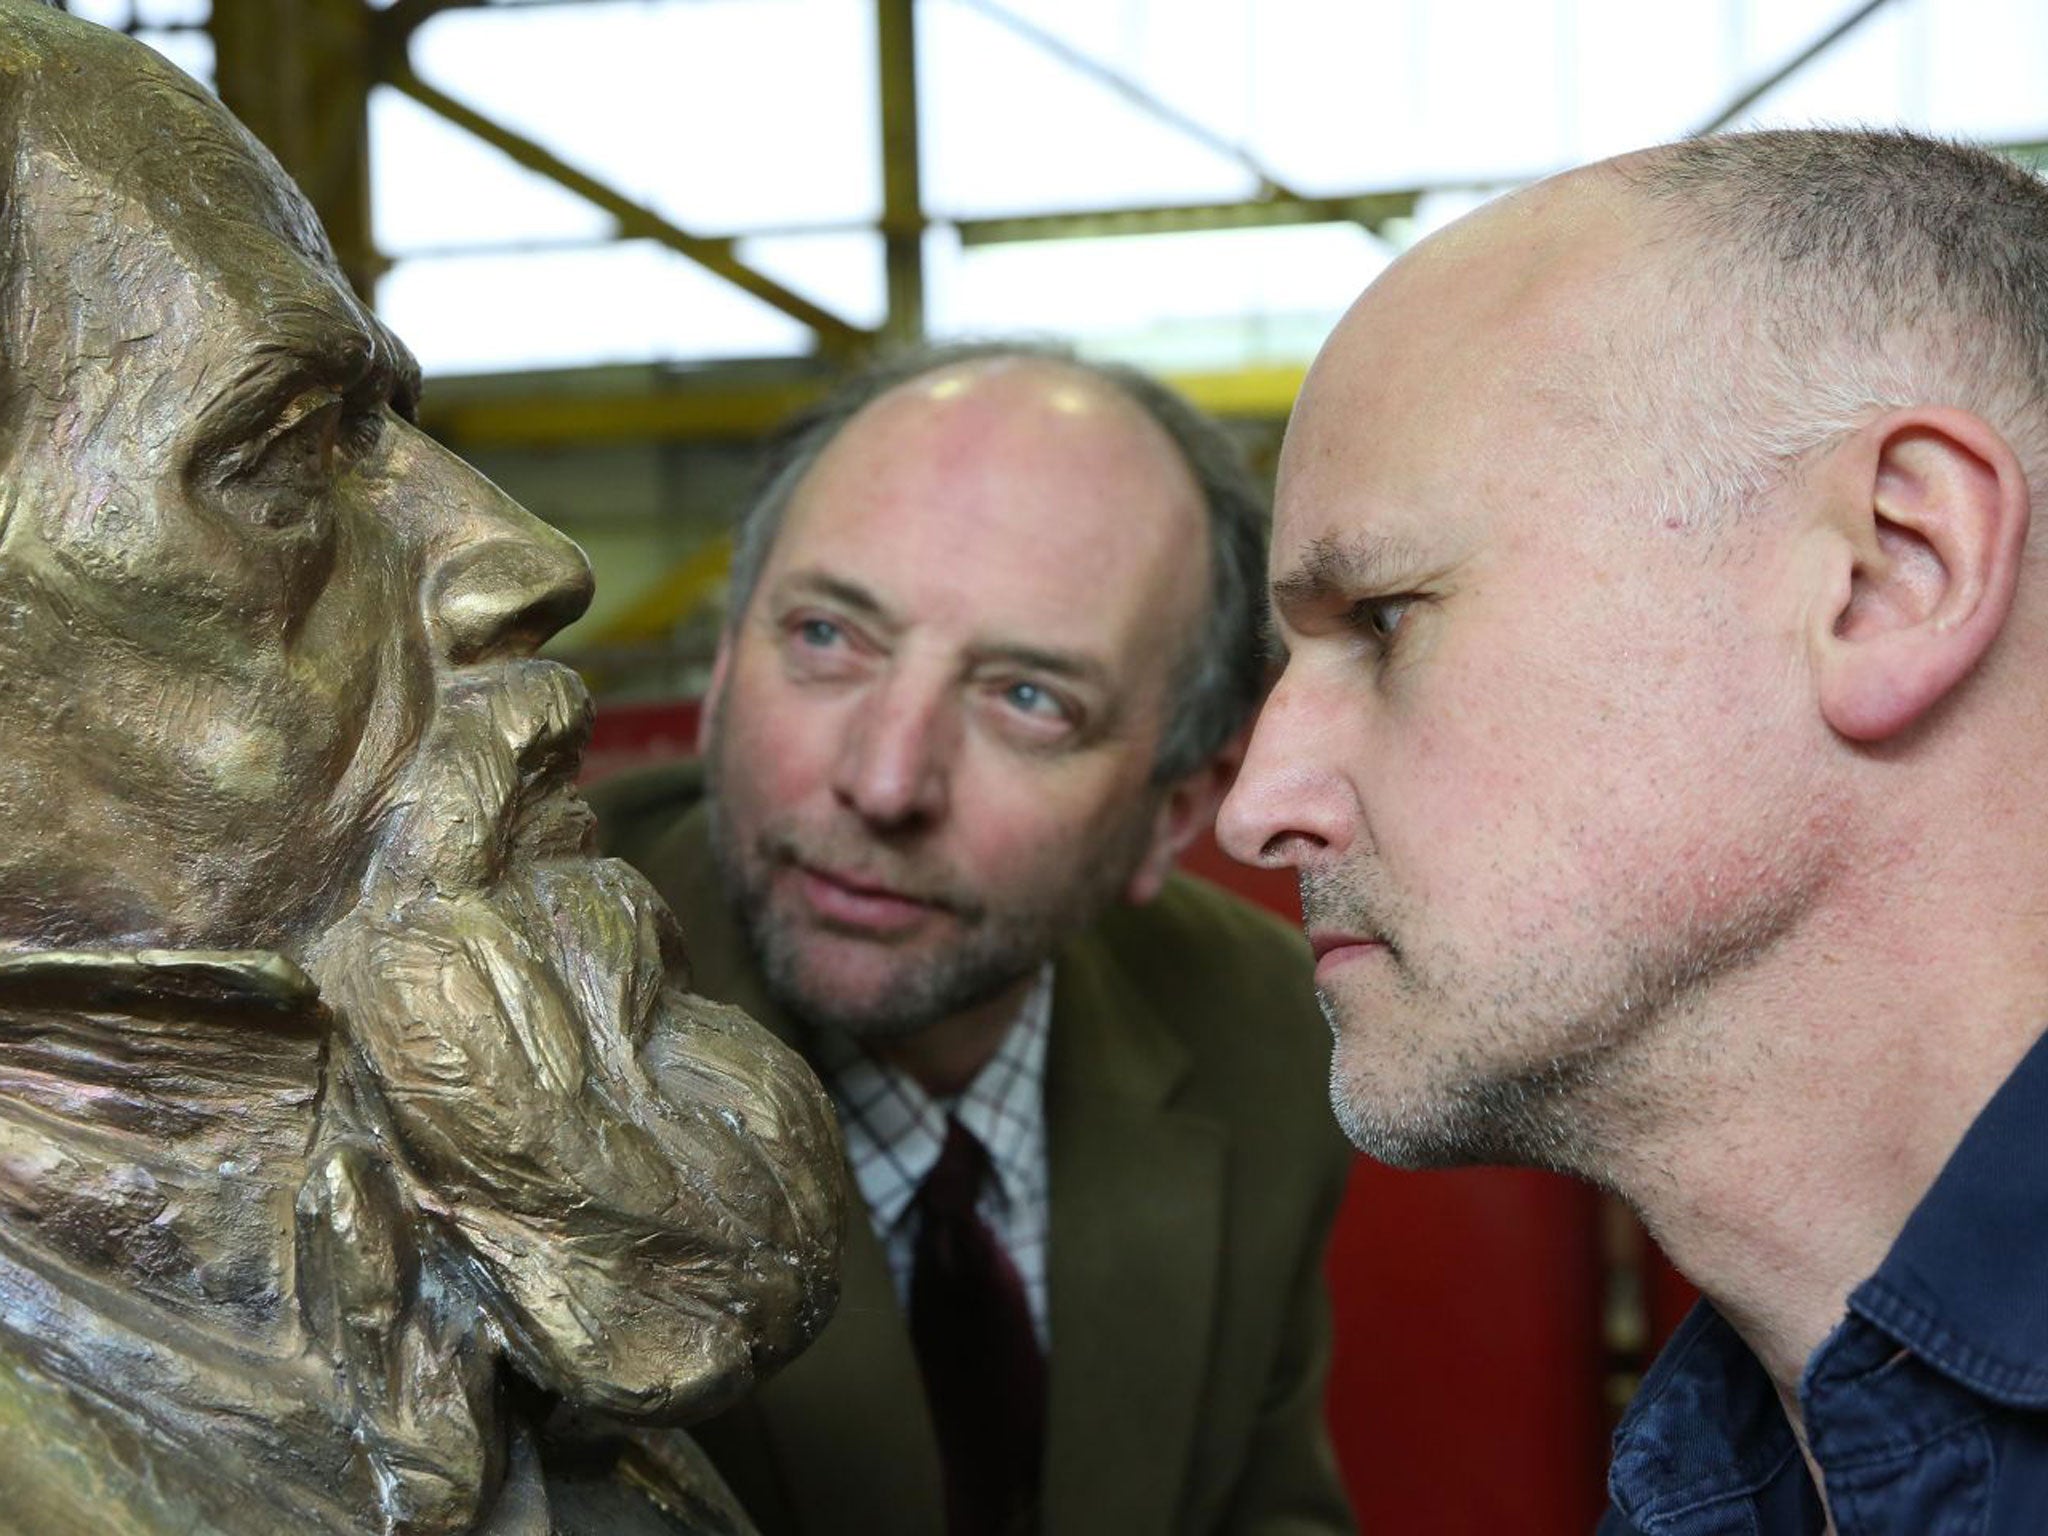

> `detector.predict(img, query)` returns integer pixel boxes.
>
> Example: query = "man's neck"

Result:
[867,970,1040,1099]
[1610,912,2048,1419]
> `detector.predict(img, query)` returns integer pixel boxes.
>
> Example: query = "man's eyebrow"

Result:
[970,642,1113,692]
[1270,532,1422,611]
[772,571,898,630]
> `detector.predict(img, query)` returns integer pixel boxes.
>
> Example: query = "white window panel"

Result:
[381,240,815,375]
[928,222,1390,355]
[406,0,880,232]
[372,86,615,252]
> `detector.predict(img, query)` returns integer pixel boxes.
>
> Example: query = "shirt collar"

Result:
[1848,1024,2048,1408]
[814,964,1054,1232]
[1607,1302,1807,1529]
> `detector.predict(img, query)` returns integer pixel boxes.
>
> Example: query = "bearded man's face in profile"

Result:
[0,11,842,1534]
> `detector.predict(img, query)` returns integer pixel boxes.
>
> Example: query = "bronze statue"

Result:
[0,5,844,1532]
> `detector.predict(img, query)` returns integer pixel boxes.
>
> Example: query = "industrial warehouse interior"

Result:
[25,3,2048,1532]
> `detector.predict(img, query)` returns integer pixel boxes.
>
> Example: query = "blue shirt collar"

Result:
[1849,1025,2048,1408]
[1607,1303,1807,1528]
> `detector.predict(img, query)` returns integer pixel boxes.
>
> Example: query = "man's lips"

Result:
[793,863,946,935]
[1308,930,1388,979]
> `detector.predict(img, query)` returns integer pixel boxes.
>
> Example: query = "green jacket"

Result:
[592,761,1355,1536]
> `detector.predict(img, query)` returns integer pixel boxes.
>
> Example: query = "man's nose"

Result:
[832,672,956,829]
[1216,668,1359,869]
[418,442,594,664]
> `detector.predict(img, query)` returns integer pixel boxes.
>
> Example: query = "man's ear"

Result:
[1814,407,2031,743]
[696,635,733,756]
[1122,726,1249,906]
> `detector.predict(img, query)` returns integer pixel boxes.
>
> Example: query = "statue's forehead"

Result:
[17,60,337,283]
[7,61,416,404]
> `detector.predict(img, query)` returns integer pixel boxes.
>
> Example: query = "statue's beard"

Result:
[298,659,844,1533]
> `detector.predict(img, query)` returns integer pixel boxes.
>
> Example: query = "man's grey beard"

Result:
[703,742,1154,1042]
[738,862,1060,1041]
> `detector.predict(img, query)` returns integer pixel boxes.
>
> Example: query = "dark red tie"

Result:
[910,1115,1047,1536]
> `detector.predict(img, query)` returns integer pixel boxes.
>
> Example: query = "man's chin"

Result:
[753,931,1030,1044]
[761,953,952,1042]
[1329,1037,1608,1179]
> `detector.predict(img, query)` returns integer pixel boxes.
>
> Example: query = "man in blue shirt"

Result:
[1217,126,2048,1532]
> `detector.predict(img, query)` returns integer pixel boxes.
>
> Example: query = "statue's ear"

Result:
[1811,407,2030,742]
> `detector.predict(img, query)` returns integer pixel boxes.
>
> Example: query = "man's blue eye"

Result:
[797,618,841,647]
[1005,681,1059,716]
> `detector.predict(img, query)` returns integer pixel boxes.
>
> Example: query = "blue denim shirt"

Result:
[1600,1029,2048,1535]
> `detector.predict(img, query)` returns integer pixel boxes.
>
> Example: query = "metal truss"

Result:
[54,0,2001,423]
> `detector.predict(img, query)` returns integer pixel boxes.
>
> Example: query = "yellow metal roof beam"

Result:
[420,376,829,449]
[955,191,1426,247]
[878,0,926,348]
[421,363,1306,452]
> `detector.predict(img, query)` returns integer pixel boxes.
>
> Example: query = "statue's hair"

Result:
[727,341,1271,783]
[1606,128,2048,529]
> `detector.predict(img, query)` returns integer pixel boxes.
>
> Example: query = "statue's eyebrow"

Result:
[370,319,424,417]
[193,298,399,444]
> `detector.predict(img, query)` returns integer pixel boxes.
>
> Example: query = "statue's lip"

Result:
[490,658,599,858]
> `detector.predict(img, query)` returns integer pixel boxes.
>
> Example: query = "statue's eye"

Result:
[213,391,383,529]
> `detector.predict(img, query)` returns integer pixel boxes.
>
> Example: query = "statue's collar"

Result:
[0,944,328,1149]
[0,946,321,1019]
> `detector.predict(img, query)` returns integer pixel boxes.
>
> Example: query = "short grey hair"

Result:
[726,341,1270,783]
[1606,128,2048,529]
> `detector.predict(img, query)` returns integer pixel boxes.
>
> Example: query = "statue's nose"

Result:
[412,434,594,664]
[427,526,593,665]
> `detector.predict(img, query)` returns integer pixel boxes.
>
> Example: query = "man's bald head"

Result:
[1317,131,2048,543]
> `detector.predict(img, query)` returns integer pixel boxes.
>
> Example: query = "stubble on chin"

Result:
[1302,857,1804,1185]
[704,785,1154,1044]
[1324,1013,1620,1180]
[707,803,1039,1041]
